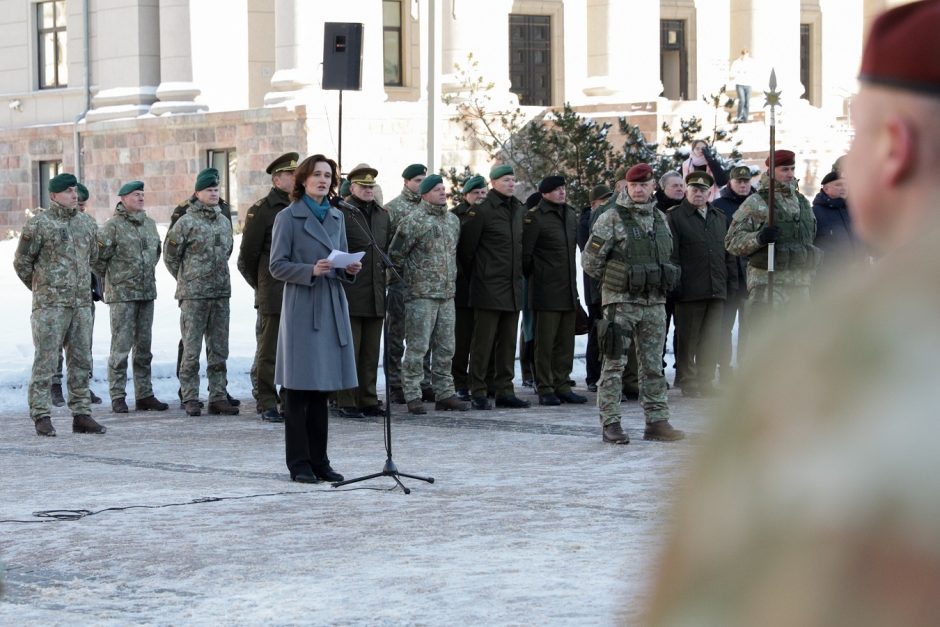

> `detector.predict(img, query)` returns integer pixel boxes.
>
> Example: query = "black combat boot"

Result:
[260,408,284,422]
[389,387,406,404]
[136,396,169,411]
[111,398,129,413]
[495,395,530,409]
[557,390,588,404]
[538,393,562,406]
[34,416,56,437]
[50,383,65,407]
[89,389,103,404]
[225,393,241,407]
[421,387,435,402]
[73,414,106,434]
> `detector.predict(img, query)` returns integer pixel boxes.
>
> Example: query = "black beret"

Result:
[821,170,841,186]
[525,192,541,209]
[538,175,565,194]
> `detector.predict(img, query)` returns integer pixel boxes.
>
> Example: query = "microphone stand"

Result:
[330,196,434,494]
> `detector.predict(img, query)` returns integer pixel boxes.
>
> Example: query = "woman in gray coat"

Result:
[269,154,362,483]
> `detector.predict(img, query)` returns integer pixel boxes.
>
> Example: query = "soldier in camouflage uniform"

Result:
[582,164,685,444]
[94,181,168,414]
[237,152,297,422]
[725,149,820,323]
[14,173,106,436]
[169,185,240,410]
[164,169,239,417]
[384,163,433,404]
[388,175,469,415]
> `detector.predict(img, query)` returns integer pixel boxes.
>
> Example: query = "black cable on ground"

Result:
[0,484,399,524]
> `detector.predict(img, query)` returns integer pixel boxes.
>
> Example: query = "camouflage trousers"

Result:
[250,310,262,404]
[54,303,96,385]
[598,302,670,426]
[402,297,456,402]
[29,305,93,419]
[385,281,431,389]
[179,298,230,403]
[107,300,155,401]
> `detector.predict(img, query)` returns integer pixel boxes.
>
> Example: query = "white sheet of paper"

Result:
[327,249,365,267]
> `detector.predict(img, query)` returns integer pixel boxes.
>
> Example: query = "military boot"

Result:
[208,399,240,415]
[50,383,66,407]
[184,400,202,416]
[34,416,56,437]
[389,387,406,404]
[434,395,470,411]
[643,420,685,441]
[136,396,169,411]
[89,389,103,404]
[225,393,241,407]
[406,399,427,415]
[73,414,106,434]
[111,398,129,413]
[602,422,629,444]
[421,387,436,402]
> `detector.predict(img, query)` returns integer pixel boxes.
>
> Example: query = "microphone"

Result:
[329,196,361,213]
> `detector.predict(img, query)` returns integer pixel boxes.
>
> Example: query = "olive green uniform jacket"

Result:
[237,187,290,315]
[338,196,390,317]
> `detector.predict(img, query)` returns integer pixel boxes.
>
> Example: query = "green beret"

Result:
[729,165,752,180]
[461,174,486,194]
[339,178,351,198]
[401,163,427,180]
[48,172,78,194]
[266,152,300,175]
[419,174,444,195]
[195,168,220,191]
[76,183,89,202]
[118,180,145,196]
[686,171,714,189]
[489,164,514,181]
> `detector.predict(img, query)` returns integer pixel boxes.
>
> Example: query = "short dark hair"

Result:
[290,154,338,202]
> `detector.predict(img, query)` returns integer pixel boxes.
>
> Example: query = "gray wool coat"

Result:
[269,200,358,391]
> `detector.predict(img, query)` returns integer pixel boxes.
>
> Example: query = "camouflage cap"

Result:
[48,172,78,193]
[266,152,299,175]
[118,180,145,196]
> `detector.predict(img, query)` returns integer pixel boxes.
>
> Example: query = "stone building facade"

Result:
[0,0,915,230]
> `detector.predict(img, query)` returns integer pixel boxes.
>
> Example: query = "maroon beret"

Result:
[860,0,940,96]
[625,163,654,182]
[765,149,795,167]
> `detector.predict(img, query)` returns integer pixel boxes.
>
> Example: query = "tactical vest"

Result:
[749,191,820,271]
[604,206,680,295]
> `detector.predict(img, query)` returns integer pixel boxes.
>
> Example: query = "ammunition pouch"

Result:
[603,259,628,293]
[596,318,625,359]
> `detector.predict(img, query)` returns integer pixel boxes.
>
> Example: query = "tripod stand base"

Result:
[332,457,434,494]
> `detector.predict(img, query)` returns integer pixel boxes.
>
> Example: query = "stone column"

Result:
[150,0,207,115]
[264,0,316,107]
[440,0,514,102]
[85,0,161,122]
[583,0,662,102]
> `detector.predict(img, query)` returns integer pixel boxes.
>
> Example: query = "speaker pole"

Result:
[337,89,343,173]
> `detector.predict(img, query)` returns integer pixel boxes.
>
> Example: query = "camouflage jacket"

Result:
[581,194,672,306]
[14,201,98,310]
[94,203,162,303]
[164,200,233,300]
[725,174,819,291]
[388,200,459,300]
[386,186,422,236]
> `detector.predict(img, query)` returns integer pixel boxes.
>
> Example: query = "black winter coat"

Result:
[667,199,738,302]
[522,199,579,311]
[452,201,474,308]
[812,192,857,259]
[457,189,525,312]
[237,187,290,314]
[340,196,390,317]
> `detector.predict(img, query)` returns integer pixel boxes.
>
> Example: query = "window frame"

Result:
[38,160,63,209]
[383,0,404,87]
[36,0,68,90]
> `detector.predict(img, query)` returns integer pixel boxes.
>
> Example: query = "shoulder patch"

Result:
[467,210,476,217]
[588,235,606,252]
[245,213,256,221]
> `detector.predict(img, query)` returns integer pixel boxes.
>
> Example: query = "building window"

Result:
[383,0,403,86]
[660,20,688,100]
[509,14,552,106]
[800,23,812,102]
[37,1,68,89]
[207,149,237,207]
[38,160,63,208]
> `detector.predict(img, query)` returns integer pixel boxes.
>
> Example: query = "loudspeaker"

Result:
[323,22,363,91]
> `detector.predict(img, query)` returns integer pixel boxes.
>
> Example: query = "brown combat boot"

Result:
[111,398,129,413]
[434,395,470,411]
[34,416,56,437]
[208,399,240,415]
[184,400,202,416]
[644,420,685,441]
[602,422,629,444]
[136,396,169,411]
[73,414,106,434]
[406,399,426,415]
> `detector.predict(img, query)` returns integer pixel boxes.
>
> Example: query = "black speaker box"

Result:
[322,22,363,91]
